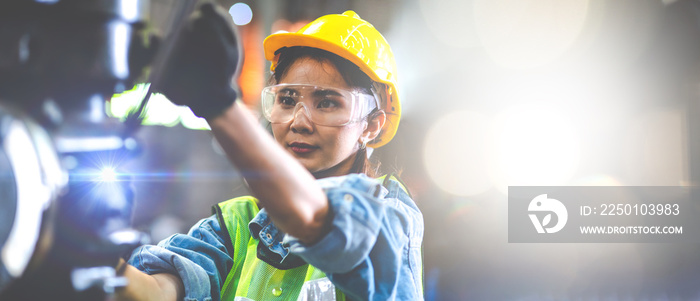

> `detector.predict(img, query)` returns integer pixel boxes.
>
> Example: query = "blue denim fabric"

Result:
[128,216,231,301]
[128,173,424,301]
[249,210,289,259]
[288,174,425,300]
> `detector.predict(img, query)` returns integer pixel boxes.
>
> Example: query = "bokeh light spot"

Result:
[418,0,480,49]
[490,105,580,189]
[474,0,589,69]
[424,111,493,196]
[229,3,253,26]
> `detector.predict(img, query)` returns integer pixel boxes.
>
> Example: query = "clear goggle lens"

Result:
[261,84,378,126]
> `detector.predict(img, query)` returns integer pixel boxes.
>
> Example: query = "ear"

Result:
[360,111,386,145]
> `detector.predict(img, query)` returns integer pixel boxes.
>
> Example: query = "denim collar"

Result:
[248,209,305,270]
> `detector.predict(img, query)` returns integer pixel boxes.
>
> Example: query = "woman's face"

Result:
[271,57,368,177]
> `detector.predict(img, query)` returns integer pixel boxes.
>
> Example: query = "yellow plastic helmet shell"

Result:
[263,11,400,148]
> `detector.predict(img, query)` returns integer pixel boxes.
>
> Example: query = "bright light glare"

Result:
[110,22,129,78]
[143,93,181,127]
[424,111,493,196]
[109,84,147,118]
[491,106,580,189]
[2,121,49,277]
[418,0,479,49]
[474,0,589,69]
[179,107,211,130]
[108,83,210,130]
[120,0,139,21]
[572,174,623,186]
[99,167,117,182]
[229,3,253,26]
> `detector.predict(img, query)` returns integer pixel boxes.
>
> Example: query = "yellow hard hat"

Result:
[263,11,400,148]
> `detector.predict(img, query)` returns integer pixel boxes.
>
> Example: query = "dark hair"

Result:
[270,46,381,177]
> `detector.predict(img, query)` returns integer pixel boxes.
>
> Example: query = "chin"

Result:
[299,161,321,174]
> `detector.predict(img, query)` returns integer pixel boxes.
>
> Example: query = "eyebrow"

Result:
[278,88,299,95]
[312,89,343,97]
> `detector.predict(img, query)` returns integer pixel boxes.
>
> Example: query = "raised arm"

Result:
[208,103,330,244]
[156,2,330,244]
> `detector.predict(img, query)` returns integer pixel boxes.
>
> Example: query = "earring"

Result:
[360,140,367,150]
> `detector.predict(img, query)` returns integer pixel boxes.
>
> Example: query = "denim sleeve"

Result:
[285,173,424,300]
[128,215,232,301]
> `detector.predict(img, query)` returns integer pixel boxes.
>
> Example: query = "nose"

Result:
[290,102,314,133]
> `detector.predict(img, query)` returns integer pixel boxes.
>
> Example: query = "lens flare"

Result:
[98,167,117,182]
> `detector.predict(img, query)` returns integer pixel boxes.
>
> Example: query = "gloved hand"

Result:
[155,2,242,119]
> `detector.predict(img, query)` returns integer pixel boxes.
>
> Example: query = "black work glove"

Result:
[156,2,242,119]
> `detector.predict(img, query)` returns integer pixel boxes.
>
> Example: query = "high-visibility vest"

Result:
[214,175,412,301]
[215,195,346,301]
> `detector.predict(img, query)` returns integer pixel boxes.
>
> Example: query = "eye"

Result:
[277,96,296,107]
[317,98,339,110]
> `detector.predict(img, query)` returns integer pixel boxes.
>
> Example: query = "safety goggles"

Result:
[261,84,379,126]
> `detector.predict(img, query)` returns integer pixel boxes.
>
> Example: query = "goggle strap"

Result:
[370,82,385,111]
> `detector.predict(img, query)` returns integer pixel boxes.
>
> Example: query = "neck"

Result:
[312,149,363,179]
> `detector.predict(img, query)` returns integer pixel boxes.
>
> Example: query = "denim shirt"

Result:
[128,174,424,301]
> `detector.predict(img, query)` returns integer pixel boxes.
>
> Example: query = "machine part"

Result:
[0,0,154,299]
[0,103,66,294]
[0,0,155,128]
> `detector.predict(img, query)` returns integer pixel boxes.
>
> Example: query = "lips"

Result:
[289,142,318,154]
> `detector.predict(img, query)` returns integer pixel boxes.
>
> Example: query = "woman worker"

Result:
[116,3,423,301]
